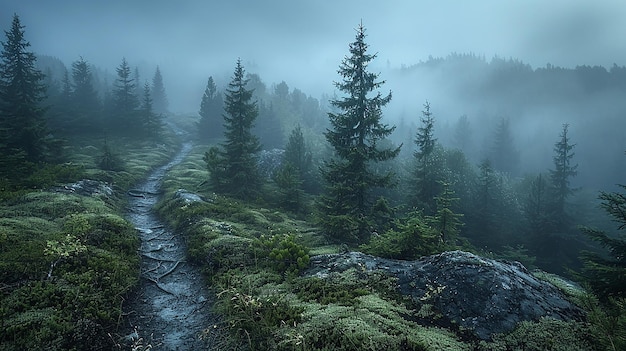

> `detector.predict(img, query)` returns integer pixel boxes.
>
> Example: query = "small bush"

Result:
[96,142,124,171]
[361,212,444,260]
[256,234,310,277]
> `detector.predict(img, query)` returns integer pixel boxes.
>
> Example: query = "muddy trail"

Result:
[121,142,223,350]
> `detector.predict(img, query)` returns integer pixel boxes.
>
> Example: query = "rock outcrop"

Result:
[55,179,113,197]
[305,250,584,340]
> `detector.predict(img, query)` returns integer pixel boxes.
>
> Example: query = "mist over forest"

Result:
[5,0,623,193]
[1,1,626,350]
[34,47,626,193]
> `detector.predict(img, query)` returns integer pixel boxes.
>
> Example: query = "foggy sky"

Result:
[1,0,626,112]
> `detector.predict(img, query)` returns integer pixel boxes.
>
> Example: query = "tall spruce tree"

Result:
[151,65,168,115]
[0,14,51,177]
[549,123,578,229]
[427,181,464,247]
[109,57,138,133]
[197,76,223,142]
[317,24,400,244]
[140,81,162,139]
[282,124,316,193]
[413,101,439,213]
[204,59,261,200]
[71,56,100,132]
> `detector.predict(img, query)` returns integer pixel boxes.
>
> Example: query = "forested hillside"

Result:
[1,11,625,351]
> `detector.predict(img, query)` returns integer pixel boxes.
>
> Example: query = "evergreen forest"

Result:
[0,11,625,351]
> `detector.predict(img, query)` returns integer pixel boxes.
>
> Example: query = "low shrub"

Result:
[256,234,310,277]
[361,212,444,260]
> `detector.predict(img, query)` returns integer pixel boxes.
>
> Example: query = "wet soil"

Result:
[122,143,222,350]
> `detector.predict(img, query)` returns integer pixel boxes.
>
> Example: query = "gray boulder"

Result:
[305,250,584,340]
[173,189,207,204]
[55,179,113,197]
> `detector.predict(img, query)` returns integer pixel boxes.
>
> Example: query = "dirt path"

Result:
[122,142,223,350]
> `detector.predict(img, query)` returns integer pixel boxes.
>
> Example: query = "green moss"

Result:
[202,234,255,272]
[294,273,370,306]
[478,317,595,351]
[278,294,469,351]
[533,270,586,301]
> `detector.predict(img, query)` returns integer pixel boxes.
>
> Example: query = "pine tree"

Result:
[427,181,464,247]
[549,123,578,229]
[317,24,400,243]
[71,56,100,132]
[284,124,313,187]
[0,14,52,177]
[109,57,138,133]
[413,101,439,212]
[197,76,223,142]
[273,162,304,212]
[276,124,315,204]
[204,59,261,200]
[140,81,162,139]
[151,65,168,115]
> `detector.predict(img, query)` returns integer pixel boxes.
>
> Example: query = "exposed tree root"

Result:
[143,276,176,296]
[140,253,183,262]
[142,262,163,275]
[157,260,183,280]
[127,190,146,198]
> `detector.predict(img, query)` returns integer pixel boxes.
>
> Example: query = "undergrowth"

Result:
[0,130,180,350]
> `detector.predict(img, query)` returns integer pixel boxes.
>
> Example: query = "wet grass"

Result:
[0,126,182,350]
